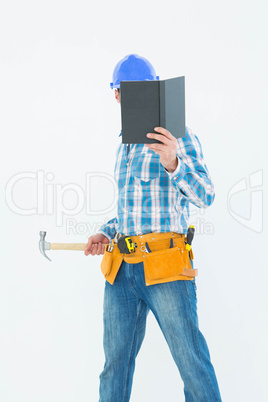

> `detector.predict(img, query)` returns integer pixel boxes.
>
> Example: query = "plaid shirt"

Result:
[98,126,215,242]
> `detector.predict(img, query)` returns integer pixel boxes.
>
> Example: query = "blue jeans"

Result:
[99,259,222,401]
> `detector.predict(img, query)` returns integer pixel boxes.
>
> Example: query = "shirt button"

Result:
[126,163,129,166]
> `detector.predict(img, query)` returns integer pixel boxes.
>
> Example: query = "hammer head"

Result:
[39,231,51,261]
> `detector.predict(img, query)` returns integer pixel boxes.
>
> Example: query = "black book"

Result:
[120,76,185,144]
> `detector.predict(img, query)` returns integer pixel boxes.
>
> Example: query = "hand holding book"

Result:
[145,126,179,173]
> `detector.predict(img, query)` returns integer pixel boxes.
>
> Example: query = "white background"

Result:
[1,0,267,401]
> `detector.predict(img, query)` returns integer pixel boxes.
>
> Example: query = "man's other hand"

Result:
[146,126,178,173]
[84,233,110,256]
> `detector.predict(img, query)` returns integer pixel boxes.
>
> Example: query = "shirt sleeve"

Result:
[164,127,215,208]
[97,217,118,242]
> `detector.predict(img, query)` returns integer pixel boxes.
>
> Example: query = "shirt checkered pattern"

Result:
[98,126,215,242]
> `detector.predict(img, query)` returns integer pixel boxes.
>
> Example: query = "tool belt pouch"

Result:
[143,239,196,284]
[100,240,124,285]
[189,248,194,260]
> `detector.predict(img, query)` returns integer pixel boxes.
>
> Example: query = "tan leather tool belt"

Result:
[100,231,198,286]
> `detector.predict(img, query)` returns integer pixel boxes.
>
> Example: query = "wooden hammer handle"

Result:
[50,243,87,251]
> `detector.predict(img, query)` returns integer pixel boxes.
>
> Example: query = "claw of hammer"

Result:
[39,231,89,261]
[39,231,51,261]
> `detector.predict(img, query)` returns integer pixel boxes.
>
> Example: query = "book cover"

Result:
[120,76,185,144]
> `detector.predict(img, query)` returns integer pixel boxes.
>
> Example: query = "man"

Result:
[84,54,222,401]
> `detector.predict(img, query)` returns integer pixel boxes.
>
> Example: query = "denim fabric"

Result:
[99,259,222,402]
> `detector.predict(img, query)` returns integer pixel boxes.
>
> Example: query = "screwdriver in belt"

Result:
[108,241,114,252]
[185,225,195,251]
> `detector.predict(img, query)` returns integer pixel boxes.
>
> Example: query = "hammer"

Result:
[39,231,91,261]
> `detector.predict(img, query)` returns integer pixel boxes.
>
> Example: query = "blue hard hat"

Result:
[110,54,159,89]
